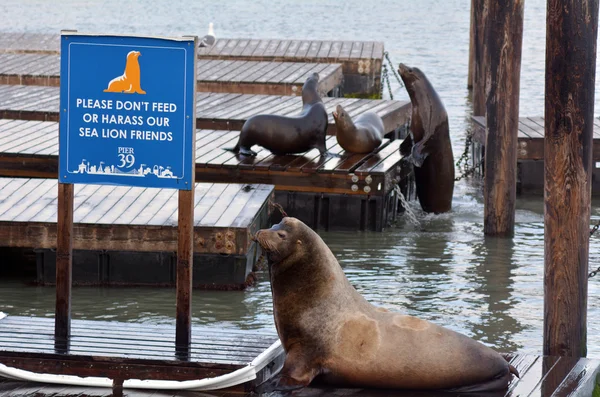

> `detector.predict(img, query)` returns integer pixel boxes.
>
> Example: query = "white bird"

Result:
[199,22,216,48]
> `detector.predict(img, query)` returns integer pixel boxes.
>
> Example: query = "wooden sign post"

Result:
[56,32,198,352]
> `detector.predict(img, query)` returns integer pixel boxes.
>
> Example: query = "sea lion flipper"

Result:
[266,348,320,392]
[400,134,413,156]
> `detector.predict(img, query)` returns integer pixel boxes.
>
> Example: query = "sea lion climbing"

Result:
[332,104,384,153]
[398,63,454,213]
[255,217,518,393]
[225,73,328,156]
[104,50,146,94]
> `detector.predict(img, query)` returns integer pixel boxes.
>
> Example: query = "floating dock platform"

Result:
[0,33,384,96]
[0,120,409,232]
[0,177,273,288]
[0,315,284,394]
[0,53,344,97]
[471,116,600,195]
[0,85,410,136]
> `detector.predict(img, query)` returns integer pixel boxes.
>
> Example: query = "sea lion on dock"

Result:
[398,63,454,213]
[332,104,384,153]
[225,73,328,156]
[255,217,518,393]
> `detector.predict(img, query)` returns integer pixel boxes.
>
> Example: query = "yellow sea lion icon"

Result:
[103,50,146,94]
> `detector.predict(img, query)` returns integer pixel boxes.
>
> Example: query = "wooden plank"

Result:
[214,186,256,227]
[284,40,302,58]
[231,184,273,227]
[338,41,353,59]
[273,40,291,58]
[508,356,560,396]
[360,42,375,59]
[350,41,364,59]
[241,39,261,57]
[261,39,281,57]
[230,39,250,57]
[295,40,312,59]
[0,179,54,221]
[0,178,45,216]
[193,183,229,225]
[217,39,240,57]
[251,39,271,57]
[306,40,322,58]
[198,183,242,226]
[354,140,402,175]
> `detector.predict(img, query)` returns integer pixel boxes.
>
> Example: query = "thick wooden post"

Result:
[55,182,74,342]
[467,0,476,89]
[544,0,598,357]
[483,0,524,237]
[471,0,488,115]
[175,188,194,356]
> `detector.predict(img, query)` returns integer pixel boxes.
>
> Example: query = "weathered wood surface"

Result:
[0,178,273,255]
[0,33,382,74]
[483,0,524,237]
[1,348,598,396]
[0,315,284,393]
[471,0,488,115]
[0,121,404,196]
[0,85,410,135]
[0,33,383,95]
[0,53,343,96]
[544,0,598,358]
[472,116,600,161]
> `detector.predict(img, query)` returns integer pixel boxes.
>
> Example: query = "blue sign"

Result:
[59,33,196,190]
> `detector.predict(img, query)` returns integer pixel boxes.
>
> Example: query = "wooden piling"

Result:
[544,0,598,357]
[482,0,524,237]
[467,0,476,89]
[55,182,73,341]
[471,0,488,115]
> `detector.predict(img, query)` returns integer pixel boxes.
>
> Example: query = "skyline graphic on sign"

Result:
[103,50,147,95]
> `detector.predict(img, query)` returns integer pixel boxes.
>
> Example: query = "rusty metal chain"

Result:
[268,200,288,218]
[383,51,405,89]
[453,130,483,182]
[456,130,473,170]
[454,159,484,182]
[590,219,600,237]
[589,218,600,278]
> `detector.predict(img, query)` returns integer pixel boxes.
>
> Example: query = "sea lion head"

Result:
[127,50,141,60]
[255,217,307,266]
[398,63,429,103]
[332,104,353,131]
[302,73,322,105]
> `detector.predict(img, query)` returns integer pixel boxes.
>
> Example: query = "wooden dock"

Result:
[0,85,410,136]
[1,347,598,396]
[471,116,600,195]
[0,32,383,96]
[0,53,344,97]
[0,315,284,394]
[0,120,408,231]
[0,177,273,288]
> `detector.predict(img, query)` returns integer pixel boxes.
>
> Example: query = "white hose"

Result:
[0,337,283,391]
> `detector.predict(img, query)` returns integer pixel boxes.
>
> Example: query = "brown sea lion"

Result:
[255,217,518,393]
[225,73,328,156]
[398,64,454,213]
[104,50,146,94]
[332,104,384,153]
